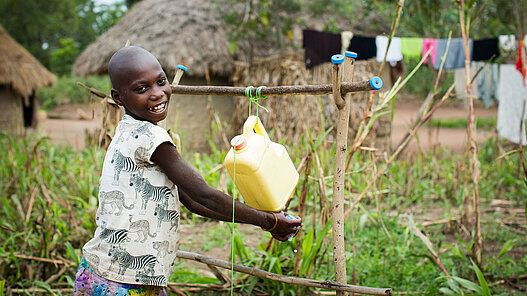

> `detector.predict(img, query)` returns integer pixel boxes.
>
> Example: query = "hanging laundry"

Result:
[376,36,403,64]
[497,64,527,145]
[302,29,341,69]
[422,38,438,64]
[400,37,423,59]
[472,38,500,61]
[499,35,516,52]
[474,62,499,107]
[348,35,376,60]
[433,38,473,70]
[454,63,479,103]
[341,31,354,55]
[515,34,526,86]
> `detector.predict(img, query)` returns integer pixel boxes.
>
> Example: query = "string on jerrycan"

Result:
[228,86,270,295]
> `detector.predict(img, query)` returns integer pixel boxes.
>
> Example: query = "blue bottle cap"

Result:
[177,65,187,71]
[345,51,358,58]
[370,76,383,90]
[331,54,344,64]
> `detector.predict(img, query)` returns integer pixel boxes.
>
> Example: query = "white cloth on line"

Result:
[497,64,527,145]
[341,31,354,55]
[499,35,516,52]
[376,36,403,63]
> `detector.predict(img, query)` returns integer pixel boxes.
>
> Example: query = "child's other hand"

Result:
[268,211,302,242]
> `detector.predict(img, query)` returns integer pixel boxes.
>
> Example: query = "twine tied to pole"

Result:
[245,86,269,117]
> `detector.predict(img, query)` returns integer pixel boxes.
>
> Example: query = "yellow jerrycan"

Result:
[224,116,299,212]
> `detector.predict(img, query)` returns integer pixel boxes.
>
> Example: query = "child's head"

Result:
[108,46,171,124]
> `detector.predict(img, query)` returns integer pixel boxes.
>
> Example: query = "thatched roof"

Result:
[0,25,55,97]
[73,0,388,79]
[74,0,244,78]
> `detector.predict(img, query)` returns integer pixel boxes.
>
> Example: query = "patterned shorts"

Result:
[73,257,167,296]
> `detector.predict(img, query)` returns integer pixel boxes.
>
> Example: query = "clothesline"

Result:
[303,29,527,70]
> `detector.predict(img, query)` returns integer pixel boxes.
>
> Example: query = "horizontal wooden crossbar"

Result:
[171,79,378,97]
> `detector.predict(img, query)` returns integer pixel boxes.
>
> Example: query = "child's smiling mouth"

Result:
[149,102,167,113]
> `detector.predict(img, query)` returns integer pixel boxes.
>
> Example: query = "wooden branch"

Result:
[176,251,391,295]
[459,0,482,266]
[171,80,377,97]
[13,253,75,266]
[331,53,354,296]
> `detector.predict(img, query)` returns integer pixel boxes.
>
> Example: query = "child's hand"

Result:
[267,211,302,242]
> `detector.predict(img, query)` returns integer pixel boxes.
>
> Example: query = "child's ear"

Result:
[111,88,123,106]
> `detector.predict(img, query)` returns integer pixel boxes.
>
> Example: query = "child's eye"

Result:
[135,86,147,92]
[158,77,167,85]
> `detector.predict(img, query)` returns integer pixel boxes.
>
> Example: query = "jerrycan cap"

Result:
[231,135,247,151]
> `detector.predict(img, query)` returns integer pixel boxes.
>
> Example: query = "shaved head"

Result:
[108,46,162,91]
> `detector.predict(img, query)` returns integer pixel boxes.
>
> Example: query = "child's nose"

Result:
[151,86,165,99]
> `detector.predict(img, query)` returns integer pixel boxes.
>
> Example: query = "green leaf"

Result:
[496,149,518,160]
[451,276,483,294]
[65,241,79,266]
[471,260,490,296]
[439,287,457,296]
[497,240,515,258]
[34,281,56,296]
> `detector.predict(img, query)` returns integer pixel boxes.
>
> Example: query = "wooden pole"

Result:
[330,52,355,296]
[176,251,391,295]
[160,65,187,130]
[458,0,482,266]
[171,79,377,97]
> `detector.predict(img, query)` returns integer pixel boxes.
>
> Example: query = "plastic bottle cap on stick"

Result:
[331,54,344,64]
[370,76,383,90]
[345,51,358,58]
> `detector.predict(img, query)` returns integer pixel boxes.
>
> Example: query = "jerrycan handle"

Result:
[243,116,270,142]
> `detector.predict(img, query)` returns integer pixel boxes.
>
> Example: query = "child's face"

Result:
[111,55,171,124]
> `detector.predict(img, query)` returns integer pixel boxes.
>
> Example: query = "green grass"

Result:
[0,132,525,295]
[426,116,497,130]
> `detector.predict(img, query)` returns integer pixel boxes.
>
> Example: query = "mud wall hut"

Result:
[0,25,55,133]
[73,0,392,153]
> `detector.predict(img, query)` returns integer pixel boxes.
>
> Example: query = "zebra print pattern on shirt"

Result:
[97,223,128,248]
[135,270,167,286]
[154,203,179,230]
[111,149,140,185]
[108,245,158,277]
[129,173,173,213]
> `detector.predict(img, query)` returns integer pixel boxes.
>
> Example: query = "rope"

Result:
[245,86,269,117]
[230,150,236,295]
[230,86,268,294]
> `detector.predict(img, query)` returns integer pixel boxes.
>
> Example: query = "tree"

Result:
[0,0,126,75]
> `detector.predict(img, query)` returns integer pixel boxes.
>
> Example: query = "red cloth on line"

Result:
[516,34,526,86]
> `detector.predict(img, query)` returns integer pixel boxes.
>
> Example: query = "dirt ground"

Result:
[36,99,499,154]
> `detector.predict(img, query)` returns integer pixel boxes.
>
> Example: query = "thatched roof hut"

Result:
[73,0,273,78]
[0,25,55,133]
[74,0,392,153]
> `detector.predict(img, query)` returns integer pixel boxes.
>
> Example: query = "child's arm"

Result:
[151,142,302,240]
[178,188,249,223]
